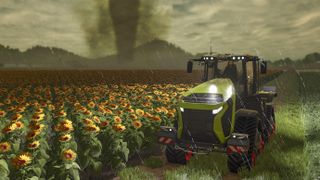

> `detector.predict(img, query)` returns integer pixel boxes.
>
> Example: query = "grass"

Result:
[299,72,320,179]
[144,156,165,169]
[118,167,156,180]
[165,152,227,179]
[119,70,315,179]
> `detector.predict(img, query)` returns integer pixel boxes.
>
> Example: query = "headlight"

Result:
[183,93,223,104]
[180,107,184,112]
[212,106,223,114]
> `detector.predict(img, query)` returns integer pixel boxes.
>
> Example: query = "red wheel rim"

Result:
[251,152,256,167]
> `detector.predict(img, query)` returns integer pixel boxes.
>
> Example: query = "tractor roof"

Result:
[193,54,260,62]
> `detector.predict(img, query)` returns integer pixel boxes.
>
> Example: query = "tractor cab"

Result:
[187,54,268,97]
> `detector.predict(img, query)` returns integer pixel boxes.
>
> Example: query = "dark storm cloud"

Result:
[0,0,319,60]
[164,0,320,60]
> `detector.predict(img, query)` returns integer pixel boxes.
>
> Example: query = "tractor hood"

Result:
[182,78,235,104]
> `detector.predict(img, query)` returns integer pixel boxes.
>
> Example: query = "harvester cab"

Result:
[157,54,277,173]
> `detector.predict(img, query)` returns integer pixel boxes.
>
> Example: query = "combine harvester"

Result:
[157,54,277,172]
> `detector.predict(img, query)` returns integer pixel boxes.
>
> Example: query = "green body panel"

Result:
[177,78,236,143]
[183,79,234,101]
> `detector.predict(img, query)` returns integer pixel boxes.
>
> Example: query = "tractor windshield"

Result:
[215,60,245,95]
[215,61,243,84]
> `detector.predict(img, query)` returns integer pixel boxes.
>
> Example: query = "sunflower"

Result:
[104,108,113,115]
[87,101,96,108]
[152,116,161,122]
[129,114,138,120]
[113,124,126,132]
[82,118,94,125]
[35,108,44,113]
[27,141,40,150]
[56,110,67,118]
[11,113,23,121]
[30,123,45,132]
[12,153,32,168]
[2,123,17,133]
[142,102,152,107]
[0,110,6,117]
[117,110,124,116]
[144,112,153,118]
[135,109,145,117]
[110,104,118,110]
[126,108,134,113]
[83,110,92,116]
[27,130,41,140]
[167,112,175,118]
[58,134,72,142]
[100,120,109,128]
[0,142,11,153]
[62,149,77,161]
[113,116,122,124]
[32,113,45,122]
[7,106,15,111]
[92,116,101,124]
[161,107,169,115]
[14,121,24,129]
[48,104,55,111]
[132,120,142,129]
[155,107,162,113]
[54,119,73,132]
[85,124,100,133]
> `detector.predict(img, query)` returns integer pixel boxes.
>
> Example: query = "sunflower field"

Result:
[0,75,195,180]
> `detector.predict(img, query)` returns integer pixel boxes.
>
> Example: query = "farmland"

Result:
[0,69,316,180]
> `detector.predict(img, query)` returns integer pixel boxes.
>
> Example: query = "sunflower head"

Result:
[82,118,94,125]
[87,101,96,108]
[14,121,24,129]
[132,120,142,129]
[27,141,40,150]
[129,114,138,120]
[113,116,122,124]
[62,149,77,161]
[0,110,6,117]
[152,116,161,122]
[32,113,45,122]
[12,153,32,168]
[113,124,126,132]
[58,134,72,142]
[27,130,41,140]
[135,109,145,117]
[2,123,17,133]
[100,120,109,128]
[0,142,11,153]
[92,116,101,124]
[11,113,23,121]
[85,124,100,133]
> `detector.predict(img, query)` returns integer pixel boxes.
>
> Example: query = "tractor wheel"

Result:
[227,117,259,173]
[266,105,276,136]
[165,144,187,165]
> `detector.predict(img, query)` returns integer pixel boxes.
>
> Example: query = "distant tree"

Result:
[303,53,320,64]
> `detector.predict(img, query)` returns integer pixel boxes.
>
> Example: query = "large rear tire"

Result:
[265,105,276,137]
[165,144,187,165]
[227,117,260,173]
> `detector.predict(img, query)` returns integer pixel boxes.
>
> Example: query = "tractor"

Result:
[157,54,277,172]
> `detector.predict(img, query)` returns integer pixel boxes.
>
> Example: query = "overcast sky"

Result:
[0,0,319,60]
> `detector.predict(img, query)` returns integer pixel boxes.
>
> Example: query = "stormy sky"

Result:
[0,0,319,60]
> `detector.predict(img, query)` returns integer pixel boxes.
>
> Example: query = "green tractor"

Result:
[157,54,277,172]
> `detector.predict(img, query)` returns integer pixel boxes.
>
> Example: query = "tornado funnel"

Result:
[109,0,140,62]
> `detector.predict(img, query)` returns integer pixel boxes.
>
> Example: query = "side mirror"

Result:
[187,61,193,73]
[260,61,267,74]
